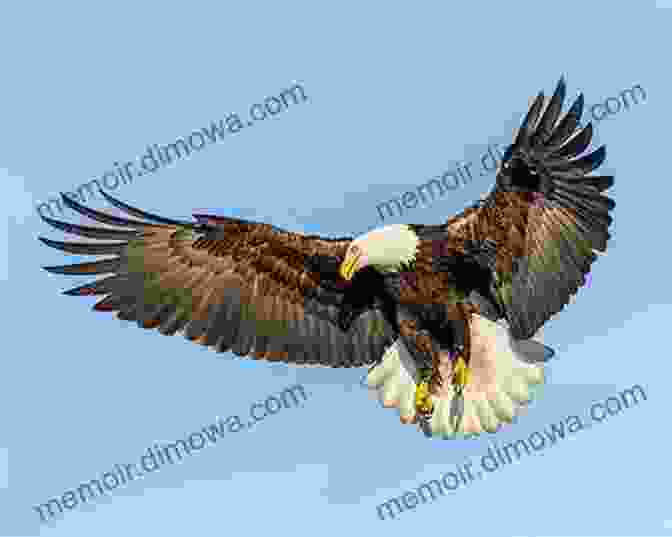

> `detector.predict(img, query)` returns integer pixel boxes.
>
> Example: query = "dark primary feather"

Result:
[98,189,200,227]
[532,77,566,145]
[39,214,143,240]
[545,93,584,149]
[39,191,395,368]
[38,237,126,256]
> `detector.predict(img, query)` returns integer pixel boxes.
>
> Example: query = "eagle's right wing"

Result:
[39,191,396,367]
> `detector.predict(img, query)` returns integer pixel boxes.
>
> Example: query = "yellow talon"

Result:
[415,381,434,416]
[452,355,470,392]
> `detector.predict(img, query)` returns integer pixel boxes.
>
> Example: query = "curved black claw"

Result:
[418,414,433,438]
[449,388,465,433]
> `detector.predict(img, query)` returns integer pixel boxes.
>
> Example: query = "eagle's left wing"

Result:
[430,78,615,339]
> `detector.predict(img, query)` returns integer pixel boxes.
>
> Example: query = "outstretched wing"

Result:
[39,191,396,367]
[432,77,615,339]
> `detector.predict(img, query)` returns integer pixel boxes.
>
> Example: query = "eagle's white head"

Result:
[338,224,419,280]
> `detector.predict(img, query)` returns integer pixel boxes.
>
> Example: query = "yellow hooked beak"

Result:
[339,251,361,281]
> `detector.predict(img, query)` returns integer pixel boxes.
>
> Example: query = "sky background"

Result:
[1,1,670,536]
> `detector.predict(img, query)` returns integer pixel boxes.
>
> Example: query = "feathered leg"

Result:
[395,310,436,420]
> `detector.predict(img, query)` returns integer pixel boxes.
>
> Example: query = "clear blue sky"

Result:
[1,1,670,536]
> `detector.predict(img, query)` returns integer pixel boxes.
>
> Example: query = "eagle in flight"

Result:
[40,77,615,439]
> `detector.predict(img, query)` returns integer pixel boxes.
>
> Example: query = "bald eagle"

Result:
[39,77,614,439]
